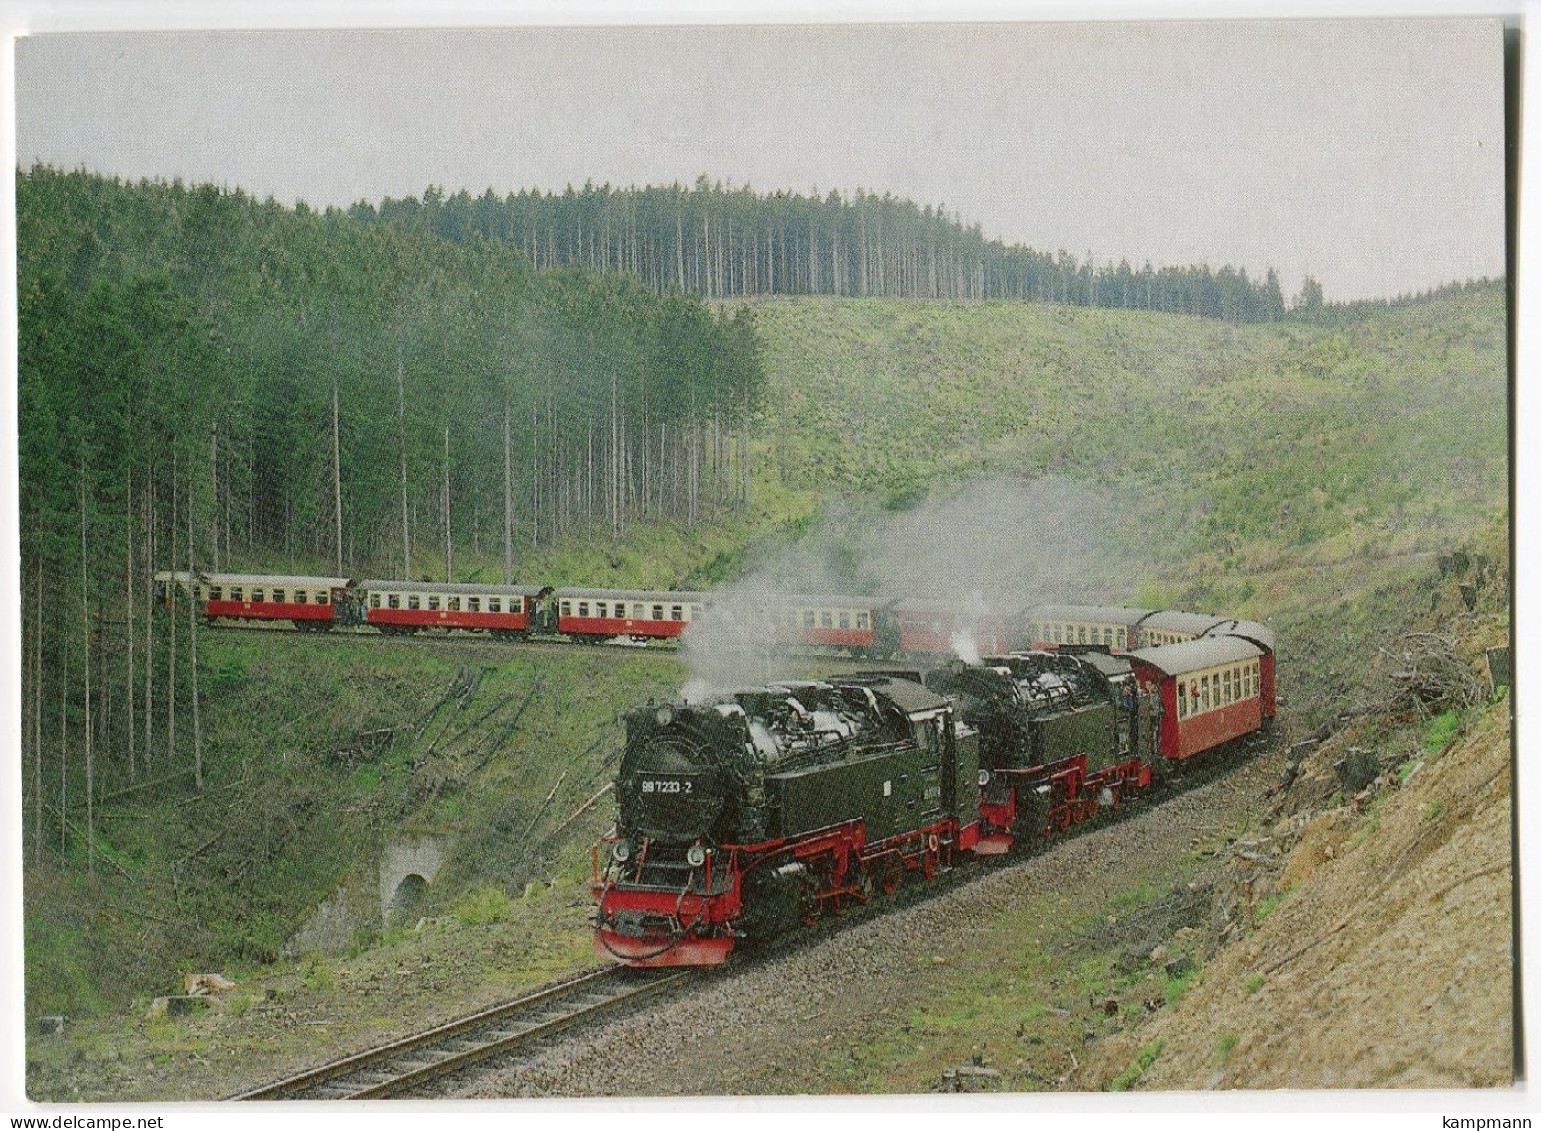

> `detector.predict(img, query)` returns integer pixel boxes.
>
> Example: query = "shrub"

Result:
[1109,1040,1165,1092]
[1216,1032,1239,1064]
[454,885,515,926]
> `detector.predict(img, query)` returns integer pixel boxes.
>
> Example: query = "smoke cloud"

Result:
[678,477,1157,700]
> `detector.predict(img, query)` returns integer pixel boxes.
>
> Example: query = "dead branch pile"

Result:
[1375,631,1487,718]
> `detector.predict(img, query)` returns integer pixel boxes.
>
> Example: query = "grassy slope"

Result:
[23,287,1508,1083]
[752,291,1504,563]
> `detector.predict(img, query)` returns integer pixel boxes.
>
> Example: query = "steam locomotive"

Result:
[592,618,1275,966]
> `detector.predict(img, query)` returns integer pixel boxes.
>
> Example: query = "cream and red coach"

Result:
[360,580,551,636]
[554,588,707,644]
[1126,635,1271,762]
[157,571,353,630]
[764,594,891,652]
[894,599,1011,657]
[1020,605,1151,653]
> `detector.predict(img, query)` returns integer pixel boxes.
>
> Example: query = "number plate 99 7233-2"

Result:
[640,778,692,795]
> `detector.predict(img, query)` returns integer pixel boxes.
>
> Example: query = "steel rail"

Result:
[229,965,693,1101]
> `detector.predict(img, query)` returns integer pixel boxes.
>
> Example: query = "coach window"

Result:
[369,594,381,609]
[447,597,460,612]
[838,611,850,629]
[273,588,287,604]
[428,595,441,611]
[488,598,501,613]
[857,612,870,630]
[816,611,829,629]
[574,601,587,617]
[467,597,480,613]
[387,593,399,610]
[209,586,223,601]
[251,588,265,603]
[318,590,331,605]
[672,606,683,621]
[559,600,571,617]
[594,601,607,618]
[408,594,420,610]
[1117,628,1127,649]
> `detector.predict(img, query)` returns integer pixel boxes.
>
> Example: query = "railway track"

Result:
[229,966,694,1101]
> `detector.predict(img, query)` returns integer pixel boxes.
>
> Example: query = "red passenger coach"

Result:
[361,581,550,636]
[158,571,353,630]
[1127,636,1267,762]
[895,600,1010,657]
[1020,605,1151,653]
[555,588,706,644]
[765,595,887,651]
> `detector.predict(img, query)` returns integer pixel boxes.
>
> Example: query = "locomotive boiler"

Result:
[592,675,981,966]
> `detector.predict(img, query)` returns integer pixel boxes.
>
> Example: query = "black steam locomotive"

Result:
[592,675,981,966]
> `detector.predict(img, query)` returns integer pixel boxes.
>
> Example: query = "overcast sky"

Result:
[14,17,1507,302]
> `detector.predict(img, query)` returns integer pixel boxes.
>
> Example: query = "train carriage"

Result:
[157,570,353,630]
[555,588,707,644]
[1200,618,1278,718]
[763,594,892,653]
[360,580,551,636]
[1135,609,1230,649]
[1127,635,1266,761]
[1020,604,1151,653]
[895,599,1011,657]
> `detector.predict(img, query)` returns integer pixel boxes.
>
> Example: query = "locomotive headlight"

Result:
[978,769,992,788]
[654,705,675,727]
[612,840,631,863]
[686,845,708,868]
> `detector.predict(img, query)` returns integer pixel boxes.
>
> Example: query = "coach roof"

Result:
[1127,635,1263,677]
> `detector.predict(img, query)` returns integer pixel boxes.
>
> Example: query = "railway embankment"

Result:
[1076,542,1512,1090]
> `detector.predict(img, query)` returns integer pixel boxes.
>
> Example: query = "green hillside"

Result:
[746,291,1506,574]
